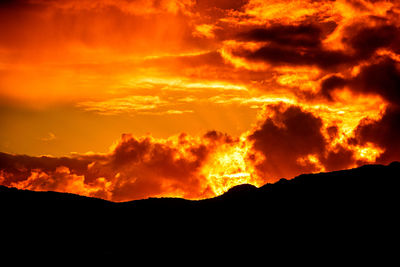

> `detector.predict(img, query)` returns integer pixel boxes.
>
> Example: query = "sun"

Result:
[201,137,264,196]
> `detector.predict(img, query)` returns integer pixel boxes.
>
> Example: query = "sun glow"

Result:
[1,0,399,202]
[353,143,385,162]
[202,138,263,196]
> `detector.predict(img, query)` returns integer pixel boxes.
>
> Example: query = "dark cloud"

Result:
[320,145,356,172]
[203,130,235,143]
[248,103,327,179]
[320,75,348,101]
[317,55,400,168]
[0,133,233,201]
[229,20,400,69]
[342,23,400,58]
[233,43,351,69]
[326,125,339,140]
[85,133,214,201]
[345,0,370,11]
[354,106,400,164]
[237,22,337,48]
[321,58,400,105]
[0,0,37,9]
[112,134,153,166]
[1,0,400,201]
[351,58,400,105]
[0,152,90,183]
[195,0,249,11]
[231,21,353,69]
[247,103,361,178]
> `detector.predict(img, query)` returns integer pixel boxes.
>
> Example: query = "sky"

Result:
[1,0,400,201]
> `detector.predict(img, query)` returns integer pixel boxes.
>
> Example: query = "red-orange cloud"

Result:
[1,132,247,201]
[1,0,400,201]
[0,101,387,201]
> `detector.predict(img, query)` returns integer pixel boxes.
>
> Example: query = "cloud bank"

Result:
[1,0,400,200]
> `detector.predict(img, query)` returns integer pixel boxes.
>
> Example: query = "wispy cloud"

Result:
[77,95,165,115]
[77,95,196,115]
[39,132,57,142]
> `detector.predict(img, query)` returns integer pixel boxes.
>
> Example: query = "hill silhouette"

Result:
[1,162,399,263]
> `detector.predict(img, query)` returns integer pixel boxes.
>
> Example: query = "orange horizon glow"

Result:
[1,0,400,201]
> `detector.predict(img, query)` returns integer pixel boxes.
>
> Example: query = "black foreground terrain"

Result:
[1,162,399,263]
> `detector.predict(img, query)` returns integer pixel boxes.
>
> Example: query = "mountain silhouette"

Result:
[1,162,399,263]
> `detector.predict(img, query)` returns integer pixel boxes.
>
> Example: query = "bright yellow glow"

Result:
[1,0,399,202]
[193,24,217,38]
[243,0,334,24]
[202,139,263,196]
[275,66,321,92]
[353,143,385,162]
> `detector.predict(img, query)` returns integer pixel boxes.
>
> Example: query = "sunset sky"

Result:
[1,0,400,201]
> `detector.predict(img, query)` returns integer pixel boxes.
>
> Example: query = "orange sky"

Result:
[1,0,400,201]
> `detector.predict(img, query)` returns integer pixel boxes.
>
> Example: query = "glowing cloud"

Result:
[1,0,400,201]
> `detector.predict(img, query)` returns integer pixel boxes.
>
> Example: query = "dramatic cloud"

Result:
[230,21,352,69]
[0,132,265,201]
[322,58,400,105]
[1,0,400,200]
[319,56,400,165]
[248,103,326,178]
[342,23,400,59]
[353,106,400,164]
[226,20,400,70]
[237,22,337,48]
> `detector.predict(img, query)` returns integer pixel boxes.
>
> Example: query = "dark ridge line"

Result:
[1,161,399,260]
[0,161,398,204]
